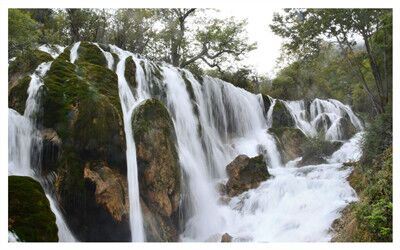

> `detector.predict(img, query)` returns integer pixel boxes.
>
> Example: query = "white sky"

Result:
[217,8,284,77]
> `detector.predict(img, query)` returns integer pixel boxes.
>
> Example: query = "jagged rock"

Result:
[132,98,181,241]
[221,233,233,242]
[225,155,270,196]
[83,162,129,222]
[272,100,295,129]
[9,176,58,242]
[270,127,307,164]
[8,76,31,114]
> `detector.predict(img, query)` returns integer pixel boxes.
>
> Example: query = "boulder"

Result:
[9,176,58,242]
[8,76,31,114]
[132,98,181,241]
[314,113,332,133]
[261,94,272,116]
[225,155,270,197]
[339,116,357,140]
[221,233,233,242]
[270,127,307,164]
[272,100,295,129]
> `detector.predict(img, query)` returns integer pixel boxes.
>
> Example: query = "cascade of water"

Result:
[95,43,114,70]
[8,61,76,242]
[38,44,65,59]
[279,98,363,141]
[110,45,147,241]
[70,42,81,64]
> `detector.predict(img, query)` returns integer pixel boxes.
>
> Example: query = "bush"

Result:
[361,106,392,165]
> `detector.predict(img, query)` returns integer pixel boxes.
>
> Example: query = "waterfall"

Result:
[277,98,363,140]
[8,61,76,242]
[110,46,147,241]
[70,42,81,64]
[9,43,365,242]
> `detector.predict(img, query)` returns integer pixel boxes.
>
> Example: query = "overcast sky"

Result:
[217,8,284,77]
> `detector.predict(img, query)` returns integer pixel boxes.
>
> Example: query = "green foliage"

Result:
[9,9,40,58]
[9,176,58,242]
[361,106,392,164]
[353,147,392,241]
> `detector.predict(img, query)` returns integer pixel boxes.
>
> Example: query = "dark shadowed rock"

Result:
[339,116,357,140]
[272,100,295,129]
[221,233,233,242]
[270,127,307,164]
[225,155,270,196]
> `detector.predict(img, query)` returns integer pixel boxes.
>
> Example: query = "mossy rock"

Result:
[9,49,53,82]
[225,154,270,196]
[132,98,181,241]
[270,127,307,164]
[9,176,58,242]
[125,56,137,91]
[8,76,31,114]
[75,41,107,67]
[272,100,295,129]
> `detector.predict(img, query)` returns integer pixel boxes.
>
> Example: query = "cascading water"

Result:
[278,98,363,141]
[8,60,76,242]
[110,45,147,241]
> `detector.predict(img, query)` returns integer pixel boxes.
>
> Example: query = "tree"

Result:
[153,9,256,72]
[8,9,40,57]
[270,9,392,114]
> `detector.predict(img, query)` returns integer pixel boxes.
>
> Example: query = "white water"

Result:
[8,61,76,242]
[110,45,147,241]
[70,42,81,63]
[278,98,363,141]
[38,44,65,59]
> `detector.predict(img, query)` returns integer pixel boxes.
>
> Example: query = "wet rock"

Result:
[221,233,233,242]
[132,98,181,241]
[125,56,137,90]
[41,128,62,174]
[339,116,357,140]
[83,162,129,222]
[225,155,270,196]
[8,76,31,114]
[261,94,271,116]
[270,127,307,164]
[314,113,332,133]
[9,176,58,242]
[272,100,295,129]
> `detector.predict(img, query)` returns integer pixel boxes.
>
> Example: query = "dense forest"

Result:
[8,8,392,242]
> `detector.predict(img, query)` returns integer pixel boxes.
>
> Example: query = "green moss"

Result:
[9,176,58,242]
[272,100,295,129]
[8,76,31,114]
[9,49,53,80]
[76,41,106,67]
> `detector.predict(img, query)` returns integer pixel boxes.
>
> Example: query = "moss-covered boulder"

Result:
[9,49,53,86]
[41,128,62,175]
[41,47,129,241]
[270,127,307,164]
[132,98,181,241]
[75,41,107,67]
[9,176,58,242]
[272,100,295,129]
[299,136,342,166]
[8,76,31,114]
[225,155,270,197]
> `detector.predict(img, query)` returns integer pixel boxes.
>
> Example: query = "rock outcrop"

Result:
[270,127,307,164]
[271,100,295,129]
[132,98,181,241]
[8,176,58,242]
[225,155,270,197]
